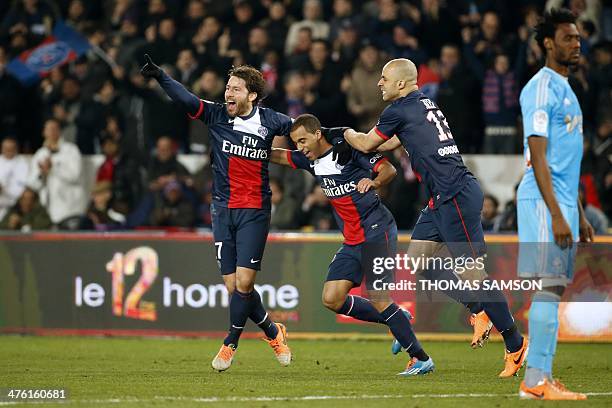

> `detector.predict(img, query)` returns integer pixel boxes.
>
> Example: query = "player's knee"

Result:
[321,292,343,312]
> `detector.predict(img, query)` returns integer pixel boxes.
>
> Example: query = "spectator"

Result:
[149,180,195,227]
[76,78,124,154]
[80,181,125,230]
[175,48,200,86]
[463,25,527,154]
[0,137,28,221]
[270,177,298,230]
[332,20,360,70]
[437,44,480,152]
[96,134,143,214]
[285,0,330,56]
[580,183,608,234]
[49,76,82,146]
[147,136,192,192]
[347,42,386,131]
[497,184,519,232]
[417,0,461,58]
[229,0,256,53]
[260,1,293,54]
[27,118,87,229]
[329,0,365,43]
[299,185,336,230]
[481,193,500,232]
[244,26,270,69]
[0,188,51,231]
[268,71,308,119]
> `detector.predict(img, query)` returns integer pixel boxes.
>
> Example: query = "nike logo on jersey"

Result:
[250,258,260,263]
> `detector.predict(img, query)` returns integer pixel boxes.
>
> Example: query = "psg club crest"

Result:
[258,126,268,137]
[26,42,72,72]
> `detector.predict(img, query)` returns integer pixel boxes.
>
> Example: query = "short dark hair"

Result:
[535,8,577,51]
[228,65,266,104]
[291,114,321,133]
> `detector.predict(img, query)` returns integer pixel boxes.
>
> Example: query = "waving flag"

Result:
[7,21,91,86]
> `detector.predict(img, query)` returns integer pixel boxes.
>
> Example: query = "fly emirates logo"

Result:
[321,177,356,198]
[221,135,268,159]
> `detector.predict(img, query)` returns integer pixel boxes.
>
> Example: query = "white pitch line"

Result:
[1,392,611,405]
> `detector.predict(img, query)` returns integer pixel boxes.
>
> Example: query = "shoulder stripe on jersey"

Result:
[535,73,550,108]
[374,127,390,141]
[372,157,388,173]
[286,150,297,169]
[188,99,204,120]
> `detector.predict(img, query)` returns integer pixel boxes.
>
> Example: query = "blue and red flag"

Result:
[7,21,91,86]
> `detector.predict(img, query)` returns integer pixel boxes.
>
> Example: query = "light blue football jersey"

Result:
[517,67,583,206]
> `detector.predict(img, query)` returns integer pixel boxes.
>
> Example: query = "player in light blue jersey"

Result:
[517,8,594,401]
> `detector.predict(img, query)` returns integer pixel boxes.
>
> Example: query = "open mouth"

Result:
[226,101,237,110]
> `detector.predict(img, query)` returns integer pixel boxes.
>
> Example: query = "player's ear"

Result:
[248,92,257,103]
[543,37,553,52]
[397,80,405,90]
[315,129,322,140]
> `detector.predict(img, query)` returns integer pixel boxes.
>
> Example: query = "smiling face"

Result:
[549,23,581,67]
[224,76,255,117]
[290,125,324,161]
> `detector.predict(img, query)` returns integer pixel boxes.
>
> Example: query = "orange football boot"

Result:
[499,337,529,378]
[264,323,292,366]
[470,311,493,348]
[519,378,587,400]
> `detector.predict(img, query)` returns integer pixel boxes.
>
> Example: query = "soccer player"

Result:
[338,58,528,377]
[271,113,434,376]
[140,55,291,371]
[516,9,593,400]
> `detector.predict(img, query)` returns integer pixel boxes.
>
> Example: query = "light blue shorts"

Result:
[517,199,579,281]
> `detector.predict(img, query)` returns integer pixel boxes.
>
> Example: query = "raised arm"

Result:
[141,54,201,117]
[345,127,386,153]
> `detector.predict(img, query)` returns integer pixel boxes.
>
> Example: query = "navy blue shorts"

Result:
[211,204,270,275]
[327,221,398,288]
[412,178,486,258]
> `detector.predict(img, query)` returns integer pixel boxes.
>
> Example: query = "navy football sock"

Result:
[422,268,483,314]
[223,290,254,347]
[337,295,384,323]
[249,290,279,339]
[480,287,523,352]
[380,303,427,360]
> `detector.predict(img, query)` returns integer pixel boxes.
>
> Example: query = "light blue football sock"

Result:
[524,291,559,387]
[544,301,560,381]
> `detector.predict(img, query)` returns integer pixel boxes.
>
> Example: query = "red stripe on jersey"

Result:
[228,156,263,208]
[374,127,390,141]
[330,196,365,245]
[286,150,297,169]
[188,99,204,120]
[372,157,388,173]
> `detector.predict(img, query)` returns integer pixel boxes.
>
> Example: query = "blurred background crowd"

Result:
[0,0,610,233]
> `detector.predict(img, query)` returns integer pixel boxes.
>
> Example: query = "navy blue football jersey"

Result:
[374,91,474,208]
[190,99,292,209]
[287,148,394,245]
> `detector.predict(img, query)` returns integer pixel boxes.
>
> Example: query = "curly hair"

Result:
[534,8,577,52]
[228,65,266,104]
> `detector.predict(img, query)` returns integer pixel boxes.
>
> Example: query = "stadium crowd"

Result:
[0,0,610,232]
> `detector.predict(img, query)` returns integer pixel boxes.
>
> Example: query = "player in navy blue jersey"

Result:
[341,58,528,377]
[271,114,434,376]
[141,55,291,371]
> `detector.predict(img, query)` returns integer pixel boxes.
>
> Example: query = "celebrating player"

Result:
[271,114,434,376]
[338,58,528,377]
[516,9,593,400]
[140,55,291,372]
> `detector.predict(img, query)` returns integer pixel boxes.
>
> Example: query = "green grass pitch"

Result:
[1,336,611,407]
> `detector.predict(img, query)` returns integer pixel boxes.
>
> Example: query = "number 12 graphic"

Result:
[105,247,159,321]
